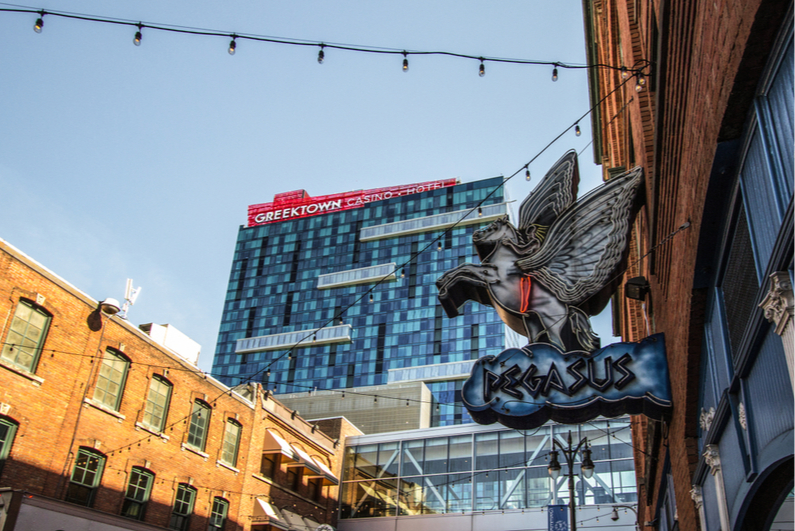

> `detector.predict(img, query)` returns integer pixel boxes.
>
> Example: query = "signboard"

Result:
[548,504,569,531]
[461,335,671,429]
[437,150,673,429]
[248,179,458,227]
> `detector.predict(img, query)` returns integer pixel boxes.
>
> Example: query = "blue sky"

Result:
[0,1,618,375]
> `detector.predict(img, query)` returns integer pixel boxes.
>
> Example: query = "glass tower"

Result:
[212,177,510,426]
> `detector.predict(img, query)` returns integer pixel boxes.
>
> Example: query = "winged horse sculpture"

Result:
[436,151,643,353]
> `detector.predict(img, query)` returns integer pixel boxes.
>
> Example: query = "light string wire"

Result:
[1,72,649,457]
[0,4,652,76]
[255,73,640,391]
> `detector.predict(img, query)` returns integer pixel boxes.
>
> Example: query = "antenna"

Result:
[118,279,141,319]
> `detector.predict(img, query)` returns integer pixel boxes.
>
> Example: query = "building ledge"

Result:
[83,398,125,421]
[0,358,44,386]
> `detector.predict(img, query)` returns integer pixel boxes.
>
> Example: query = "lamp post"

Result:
[610,504,639,531]
[548,430,594,531]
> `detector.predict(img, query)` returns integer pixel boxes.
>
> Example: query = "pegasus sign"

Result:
[436,151,672,429]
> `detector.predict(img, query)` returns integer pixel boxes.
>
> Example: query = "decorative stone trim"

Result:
[703,444,721,475]
[699,407,715,433]
[690,486,703,510]
[759,272,794,335]
[738,402,747,431]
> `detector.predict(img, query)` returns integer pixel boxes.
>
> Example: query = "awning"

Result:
[281,509,326,531]
[286,444,323,476]
[303,456,339,486]
[263,430,298,462]
[251,498,289,530]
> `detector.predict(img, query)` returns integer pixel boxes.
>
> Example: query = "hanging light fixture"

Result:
[478,207,483,217]
[228,35,237,55]
[635,75,646,92]
[478,58,485,77]
[317,44,325,64]
[33,12,44,33]
[575,123,581,136]
[620,66,630,80]
[552,66,559,82]
[133,24,142,46]
[525,166,531,181]
[402,51,409,72]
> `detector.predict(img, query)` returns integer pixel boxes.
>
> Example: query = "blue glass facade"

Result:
[212,177,509,425]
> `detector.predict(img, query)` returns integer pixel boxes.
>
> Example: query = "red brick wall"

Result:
[0,240,349,530]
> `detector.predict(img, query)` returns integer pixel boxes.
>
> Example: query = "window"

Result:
[287,467,302,492]
[221,419,241,467]
[143,376,172,432]
[208,497,229,531]
[92,349,129,411]
[308,477,323,502]
[121,467,154,520]
[1,299,51,373]
[187,400,211,451]
[65,448,105,507]
[169,484,196,531]
[0,417,18,477]
[260,453,279,479]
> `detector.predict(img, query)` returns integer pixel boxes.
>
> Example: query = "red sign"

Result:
[247,179,459,226]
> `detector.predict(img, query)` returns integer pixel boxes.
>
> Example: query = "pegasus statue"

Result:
[436,151,643,353]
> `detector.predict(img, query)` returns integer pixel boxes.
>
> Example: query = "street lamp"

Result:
[548,430,594,531]
[611,505,639,531]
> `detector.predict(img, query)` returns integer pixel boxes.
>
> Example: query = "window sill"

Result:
[83,398,125,421]
[135,422,170,441]
[217,460,240,474]
[181,443,209,460]
[252,473,274,485]
[0,358,44,386]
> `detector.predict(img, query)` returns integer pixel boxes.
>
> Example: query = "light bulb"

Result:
[525,167,531,181]
[317,46,324,64]
[34,17,43,33]
[479,59,485,77]
[402,51,409,72]
[635,76,645,92]
[552,67,558,82]
[134,30,142,46]
[228,38,237,55]
[369,294,374,303]
[575,124,581,136]
[621,66,629,79]
[478,207,483,217]
[438,242,443,251]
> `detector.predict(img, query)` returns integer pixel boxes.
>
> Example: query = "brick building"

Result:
[583,0,793,530]
[0,238,359,531]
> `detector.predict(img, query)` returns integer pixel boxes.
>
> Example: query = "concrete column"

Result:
[703,444,731,531]
[690,485,707,531]
[759,271,794,393]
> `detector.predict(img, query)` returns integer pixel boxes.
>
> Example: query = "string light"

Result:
[525,166,531,181]
[621,66,630,79]
[228,35,237,55]
[552,66,559,81]
[437,241,443,251]
[317,44,324,64]
[575,123,581,136]
[133,24,142,46]
[635,75,646,92]
[478,207,483,217]
[33,12,43,33]
[369,294,374,303]
[4,6,648,80]
[402,51,408,72]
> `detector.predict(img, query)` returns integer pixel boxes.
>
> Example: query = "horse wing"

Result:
[518,150,580,231]
[515,166,643,313]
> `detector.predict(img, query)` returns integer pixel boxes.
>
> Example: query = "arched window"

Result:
[186,400,211,451]
[65,447,106,507]
[0,417,19,477]
[143,375,172,432]
[121,467,155,520]
[221,419,242,467]
[1,299,51,373]
[169,483,196,531]
[208,497,229,531]
[92,348,130,411]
